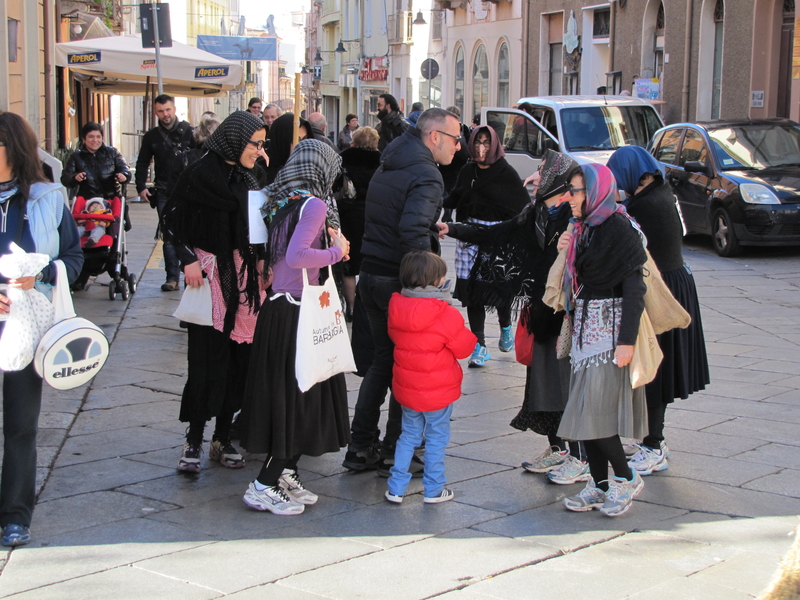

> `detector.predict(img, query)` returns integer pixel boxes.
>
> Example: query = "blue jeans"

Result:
[388,404,453,498]
[349,272,403,456]
[155,190,181,283]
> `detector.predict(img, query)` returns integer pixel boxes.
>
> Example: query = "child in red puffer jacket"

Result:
[385,251,477,504]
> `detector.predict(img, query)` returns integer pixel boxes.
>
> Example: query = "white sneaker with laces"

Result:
[546,455,591,484]
[563,478,606,512]
[522,446,570,473]
[278,470,318,505]
[599,471,645,517]
[628,444,669,476]
[243,482,305,515]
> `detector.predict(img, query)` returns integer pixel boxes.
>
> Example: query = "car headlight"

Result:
[739,183,780,204]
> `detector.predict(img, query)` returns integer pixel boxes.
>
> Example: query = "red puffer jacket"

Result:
[388,293,477,412]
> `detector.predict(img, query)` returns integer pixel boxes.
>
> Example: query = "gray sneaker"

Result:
[278,470,318,505]
[600,471,645,517]
[243,482,305,515]
[522,446,570,473]
[563,478,606,512]
[546,456,591,485]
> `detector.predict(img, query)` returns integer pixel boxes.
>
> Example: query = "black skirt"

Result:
[239,294,351,457]
[645,263,710,407]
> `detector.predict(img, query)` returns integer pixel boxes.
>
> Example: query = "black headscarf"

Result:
[164,111,266,336]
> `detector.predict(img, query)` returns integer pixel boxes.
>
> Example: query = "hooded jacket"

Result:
[388,292,477,411]
[360,126,444,276]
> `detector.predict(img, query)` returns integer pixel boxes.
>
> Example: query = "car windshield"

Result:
[708,124,800,170]
[560,106,662,152]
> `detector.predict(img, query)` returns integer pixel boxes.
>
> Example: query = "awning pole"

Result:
[292,72,301,148]
[152,1,164,95]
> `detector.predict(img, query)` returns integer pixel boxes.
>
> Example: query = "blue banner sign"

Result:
[195,66,231,79]
[197,36,277,61]
[68,52,101,65]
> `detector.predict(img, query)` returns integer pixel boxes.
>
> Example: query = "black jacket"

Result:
[377,110,408,152]
[625,181,684,274]
[444,157,530,222]
[61,144,130,199]
[134,120,195,194]
[311,127,339,152]
[361,126,443,276]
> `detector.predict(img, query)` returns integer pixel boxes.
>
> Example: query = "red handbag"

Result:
[515,308,534,366]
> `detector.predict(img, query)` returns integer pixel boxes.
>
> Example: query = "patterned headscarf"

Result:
[204,110,265,189]
[606,145,666,197]
[536,149,580,202]
[467,126,504,165]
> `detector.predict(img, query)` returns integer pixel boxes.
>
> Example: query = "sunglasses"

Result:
[246,139,267,150]
[435,130,461,143]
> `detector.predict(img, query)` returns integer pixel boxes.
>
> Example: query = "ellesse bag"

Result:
[34,261,109,390]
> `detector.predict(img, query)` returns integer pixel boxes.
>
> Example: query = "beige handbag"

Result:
[543,246,568,313]
[629,309,664,388]
[642,250,691,335]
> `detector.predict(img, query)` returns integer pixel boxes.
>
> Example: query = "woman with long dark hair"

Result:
[442,125,529,366]
[607,145,709,475]
[263,113,313,184]
[162,111,268,474]
[240,139,351,516]
[0,111,83,546]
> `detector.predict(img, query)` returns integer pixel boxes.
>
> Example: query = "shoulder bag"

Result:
[642,250,691,335]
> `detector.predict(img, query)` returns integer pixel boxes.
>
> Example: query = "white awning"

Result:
[56,34,243,97]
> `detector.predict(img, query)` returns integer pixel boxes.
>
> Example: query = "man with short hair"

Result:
[376,93,408,152]
[344,108,462,476]
[135,94,195,291]
[247,97,263,117]
[308,112,338,151]
[262,103,282,129]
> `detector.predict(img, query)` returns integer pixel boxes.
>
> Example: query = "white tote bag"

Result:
[34,261,109,390]
[173,255,214,326]
[295,265,356,393]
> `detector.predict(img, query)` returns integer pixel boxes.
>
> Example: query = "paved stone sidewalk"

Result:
[0,206,799,599]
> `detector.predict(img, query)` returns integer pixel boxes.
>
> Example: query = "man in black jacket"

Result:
[135,94,195,291]
[343,107,463,477]
[376,94,408,152]
[308,112,338,151]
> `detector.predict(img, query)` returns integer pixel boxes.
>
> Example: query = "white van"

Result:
[481,95,664,180]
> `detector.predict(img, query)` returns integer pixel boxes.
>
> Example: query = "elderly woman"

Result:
[0,112,83,546]
[557,164,648,517]
[607,146,709,476]
[442,125,530,366]
[61,122,130,200]
[163,111,268,474]
[240,139,350,516]
[337,126,381,317]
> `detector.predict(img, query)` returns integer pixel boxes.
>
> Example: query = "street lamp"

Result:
[412,9,447,26]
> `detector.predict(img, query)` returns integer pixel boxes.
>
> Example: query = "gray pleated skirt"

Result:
[557,357,648,442]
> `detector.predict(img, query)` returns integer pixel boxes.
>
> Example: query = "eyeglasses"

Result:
[435,130,461,143]
[246,139,266,150]
[566,185,586,195]
[473,140,491,148]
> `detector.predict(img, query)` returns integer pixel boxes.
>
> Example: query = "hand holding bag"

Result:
[173,255,214,326]
[34,261,109,389]
[295,265,357,393]
[629,309,664,388]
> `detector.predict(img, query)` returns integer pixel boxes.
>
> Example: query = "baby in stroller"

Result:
[76,198,113,247]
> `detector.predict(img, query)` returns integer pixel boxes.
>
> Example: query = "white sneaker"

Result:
[563,478,606,512]
[522,446,570,473]
[599,471,644,517]
[243,482,305,515]
[546,456,591,485]
[424,488,454,504]
[278,470,318,505]
[628,444,669,476]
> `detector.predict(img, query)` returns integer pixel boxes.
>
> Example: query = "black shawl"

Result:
[443,158,530,222]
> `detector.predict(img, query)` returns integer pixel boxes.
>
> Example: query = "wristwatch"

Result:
[35,271,43,282]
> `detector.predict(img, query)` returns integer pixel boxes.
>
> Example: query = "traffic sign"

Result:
[421,58,439,80]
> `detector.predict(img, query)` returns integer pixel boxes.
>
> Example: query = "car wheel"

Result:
[711,208,742,257]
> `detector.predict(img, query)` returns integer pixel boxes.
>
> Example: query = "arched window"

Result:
[654,2,665,81]
[472,45,489,120]
[711,0,724,118]
[497,42,510,107]
[454,46,465,119]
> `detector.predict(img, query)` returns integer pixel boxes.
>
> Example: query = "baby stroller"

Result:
[71,196,137,300]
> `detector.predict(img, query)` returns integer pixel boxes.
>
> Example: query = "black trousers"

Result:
[1,362,43,528]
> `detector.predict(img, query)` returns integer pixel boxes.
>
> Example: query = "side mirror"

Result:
[542,137,558,153]
[684,161,710,176]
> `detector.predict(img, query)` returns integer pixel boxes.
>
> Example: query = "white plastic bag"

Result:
[173,281,212,326]
[295,265,356,393]
[0,244,55,371]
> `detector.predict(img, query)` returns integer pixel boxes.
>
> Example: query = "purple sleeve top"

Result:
[271,197,343,298]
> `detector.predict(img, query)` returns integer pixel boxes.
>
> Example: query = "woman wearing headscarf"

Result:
[240,139,350,516]
[556,164,648,517]
[439,150,589,484]
[442,125,529,366]
[162,111,268,474]
[263,112,313,184]
[607,146,709,476]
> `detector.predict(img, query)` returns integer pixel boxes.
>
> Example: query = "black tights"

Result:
[186,402,238,447]
[467,305,512,347]
[547,434,585,461]
[256,454,302,487]
[583,435,632,492]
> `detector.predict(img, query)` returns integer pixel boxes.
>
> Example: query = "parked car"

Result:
[648,119,800,256]
[480,96,664,179]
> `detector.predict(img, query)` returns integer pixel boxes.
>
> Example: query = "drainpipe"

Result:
[521,0,529,96]
[681,0,694,121]
[43,0,56,152]
[609,0,616,76]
